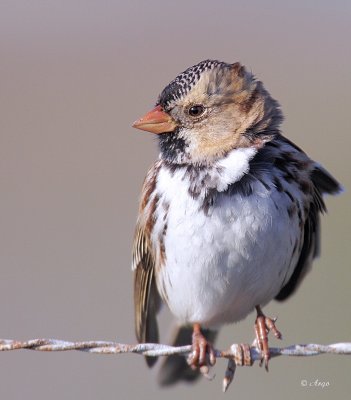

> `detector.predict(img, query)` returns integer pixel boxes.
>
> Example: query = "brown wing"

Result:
[132,164,162,367]
[275,164,341,301]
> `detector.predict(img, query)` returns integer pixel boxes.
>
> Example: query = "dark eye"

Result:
[188,105,205,117]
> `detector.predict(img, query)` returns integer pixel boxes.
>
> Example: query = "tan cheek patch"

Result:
[195,135,241,160]
[191,124,250,161]
[186,107,250,161]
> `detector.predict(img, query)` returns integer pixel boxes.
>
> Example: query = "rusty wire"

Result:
[1,339,350,391]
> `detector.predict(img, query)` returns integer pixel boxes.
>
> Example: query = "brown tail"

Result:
[158,326,218,386]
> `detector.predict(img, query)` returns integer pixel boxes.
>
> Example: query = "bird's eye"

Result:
[188,105,205,117]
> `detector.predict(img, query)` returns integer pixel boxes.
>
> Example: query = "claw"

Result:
[265,317,283,340]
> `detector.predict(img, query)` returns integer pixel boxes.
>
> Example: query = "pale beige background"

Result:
[0,1,350,399]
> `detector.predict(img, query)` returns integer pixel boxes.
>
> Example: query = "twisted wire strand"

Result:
[2,339,349,392]
[1,338,350,357]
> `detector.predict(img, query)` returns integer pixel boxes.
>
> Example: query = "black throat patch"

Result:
[158,129,188,163]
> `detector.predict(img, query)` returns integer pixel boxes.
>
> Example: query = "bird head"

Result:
[133,60,283,165]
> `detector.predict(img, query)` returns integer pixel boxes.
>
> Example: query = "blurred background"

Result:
[0,1,350,399]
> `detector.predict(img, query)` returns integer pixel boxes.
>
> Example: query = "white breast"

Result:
[151,148,302,328]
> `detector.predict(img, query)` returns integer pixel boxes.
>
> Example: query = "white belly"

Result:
[152,172,301,328]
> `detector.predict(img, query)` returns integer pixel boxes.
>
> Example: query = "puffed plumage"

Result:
[131,60,341,385]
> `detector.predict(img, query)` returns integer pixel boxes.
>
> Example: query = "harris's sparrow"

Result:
[131,60,341,385]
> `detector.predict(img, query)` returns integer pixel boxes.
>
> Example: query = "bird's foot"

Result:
[254,305,282,371]
[187,323,216,378]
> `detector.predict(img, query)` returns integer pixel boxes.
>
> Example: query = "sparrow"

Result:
[131,59,341,385]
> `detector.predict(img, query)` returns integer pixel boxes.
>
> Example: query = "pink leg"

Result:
[254,305,282,371]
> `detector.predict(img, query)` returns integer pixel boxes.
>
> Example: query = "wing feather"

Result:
[132,164,162,367]
[275,164,341,301]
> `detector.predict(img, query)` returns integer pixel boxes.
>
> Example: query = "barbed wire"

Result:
[1,339,350,392]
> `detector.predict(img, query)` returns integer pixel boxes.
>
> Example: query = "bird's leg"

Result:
[187,323,216,376]
[254,305,282,371]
